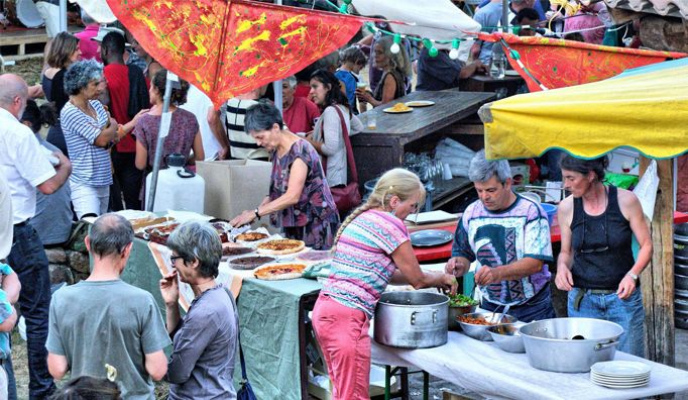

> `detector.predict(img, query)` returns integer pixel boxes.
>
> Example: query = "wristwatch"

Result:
[253,208,261,221]
[628,272,639,282]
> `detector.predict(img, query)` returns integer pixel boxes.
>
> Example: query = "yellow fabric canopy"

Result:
[479,60,688,161]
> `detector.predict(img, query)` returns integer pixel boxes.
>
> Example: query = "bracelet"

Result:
[254,208,261,221]
[627,272,639,282]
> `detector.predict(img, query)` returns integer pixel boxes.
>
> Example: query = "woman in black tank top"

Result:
[554,155,652,357]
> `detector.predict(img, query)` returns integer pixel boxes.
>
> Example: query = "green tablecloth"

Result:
[123,236,322,399]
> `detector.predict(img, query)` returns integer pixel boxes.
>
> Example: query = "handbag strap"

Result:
[332,105,359,184]
[224,288,249,381]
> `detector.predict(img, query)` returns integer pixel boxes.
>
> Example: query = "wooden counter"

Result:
[352,90,494,210]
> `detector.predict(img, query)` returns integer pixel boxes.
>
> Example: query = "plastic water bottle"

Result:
[490,45,506,80]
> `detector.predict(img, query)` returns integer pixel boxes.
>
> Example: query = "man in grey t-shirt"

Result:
[47,214,171,399]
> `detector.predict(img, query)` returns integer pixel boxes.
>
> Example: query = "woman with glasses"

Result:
[555,155,652,357]
[159,221,238,399]
[312,168,457,400]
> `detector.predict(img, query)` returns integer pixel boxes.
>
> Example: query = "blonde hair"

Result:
[333,168,425,246]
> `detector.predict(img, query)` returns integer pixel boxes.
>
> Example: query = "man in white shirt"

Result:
[0,173,11,261]
[0,74,71,399]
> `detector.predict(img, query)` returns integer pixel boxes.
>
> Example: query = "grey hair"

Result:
[284,75,297,88]
[339,45,367,66]
[89,213,134,258]
[244,101,284,133]
[468,150,512,183]
[80,9,96,25]
[64,59,104,95]
[0,74,28,108]
[166,221,222,279]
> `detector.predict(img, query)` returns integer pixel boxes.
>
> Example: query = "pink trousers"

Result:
[312,294,371,400]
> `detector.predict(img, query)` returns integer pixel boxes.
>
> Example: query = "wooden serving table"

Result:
[352,90,494,209]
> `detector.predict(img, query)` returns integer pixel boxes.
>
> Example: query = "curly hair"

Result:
[152,69,190,106]
[47,31,79,69]
[63,59,103,96]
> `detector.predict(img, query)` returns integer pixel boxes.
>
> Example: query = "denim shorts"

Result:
[567,288,645,357]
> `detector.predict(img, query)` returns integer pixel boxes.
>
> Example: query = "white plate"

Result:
[592,373,650,382]
[591,361,652,377]
[592,371,650,380]
[404,100,435,107]
[383,107,413,113]
[505,70,521,77]
[592,374,649,383]
[591,378,650,389]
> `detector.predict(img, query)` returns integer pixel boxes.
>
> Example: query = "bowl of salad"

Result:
[448,294,478,331]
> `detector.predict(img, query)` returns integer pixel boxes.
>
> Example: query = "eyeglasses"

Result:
[170,255,183,264]
[578,212,609,254]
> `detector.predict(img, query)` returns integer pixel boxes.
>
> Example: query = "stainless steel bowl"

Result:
[487,324,525,353]
[448,305,477,331]
[519,318,623,372]
[457,312,518,341]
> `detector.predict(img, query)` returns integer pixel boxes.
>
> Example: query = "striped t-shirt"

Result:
[321,209,409,317]
[61,100,113,187]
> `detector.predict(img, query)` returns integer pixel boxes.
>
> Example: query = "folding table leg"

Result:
[423,370,430,400]
[385,365,392,400]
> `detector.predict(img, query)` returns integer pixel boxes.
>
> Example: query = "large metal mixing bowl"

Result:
[519,318,624,373]
[457,312,518,341]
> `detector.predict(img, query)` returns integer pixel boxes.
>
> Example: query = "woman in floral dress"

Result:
[230,102,339,250]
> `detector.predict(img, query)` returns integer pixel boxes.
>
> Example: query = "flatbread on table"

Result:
[256,239,305,256]
[229,256,276,271]
[254,263,307,280]
[235,232,270,242]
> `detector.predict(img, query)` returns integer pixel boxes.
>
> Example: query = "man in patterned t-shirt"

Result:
[446,150,556,322]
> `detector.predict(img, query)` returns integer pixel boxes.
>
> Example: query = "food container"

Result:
[448,305,477,331]
[374,292,448,349]
[519,318,623,373]
[458,312,518,341]
[487,324,525,353]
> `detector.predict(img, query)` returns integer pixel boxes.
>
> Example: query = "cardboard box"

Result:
[196,160,272,222]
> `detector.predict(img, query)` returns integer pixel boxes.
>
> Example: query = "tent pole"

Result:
[639,158,675,366]
[502,0,509,32]
[146,72,175,211]
[274,0,283,115]
[59,0,68,33]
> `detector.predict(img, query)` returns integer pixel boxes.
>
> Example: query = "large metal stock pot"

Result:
[519,318,623,373]
[374,292,449,349]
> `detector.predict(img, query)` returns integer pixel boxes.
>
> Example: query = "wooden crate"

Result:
[0,28,49,61]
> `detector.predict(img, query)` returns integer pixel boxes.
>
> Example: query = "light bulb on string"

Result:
[449,38,460,60]
[390,34,401,54]
[428,40,438,58]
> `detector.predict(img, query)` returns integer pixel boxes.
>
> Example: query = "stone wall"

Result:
[45,245,90,286]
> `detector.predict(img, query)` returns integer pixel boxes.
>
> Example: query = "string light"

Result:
[390,33,401,54]
[449,38,460,60]
[428,40,438,58]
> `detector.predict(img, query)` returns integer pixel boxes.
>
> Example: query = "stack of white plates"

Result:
[590,361,651,389]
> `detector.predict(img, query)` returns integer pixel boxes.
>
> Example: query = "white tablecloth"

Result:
[371,330,688,400]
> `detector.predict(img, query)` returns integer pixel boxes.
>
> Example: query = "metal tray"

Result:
[410,229,453,247]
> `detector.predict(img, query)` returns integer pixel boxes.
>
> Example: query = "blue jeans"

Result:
[567,288,645,357]
[481,284,556,322]
[8,224,56,399]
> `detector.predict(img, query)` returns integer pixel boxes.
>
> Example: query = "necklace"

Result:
[70,99,96,120]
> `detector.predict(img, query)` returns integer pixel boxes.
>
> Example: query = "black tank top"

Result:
[571,185,635,289]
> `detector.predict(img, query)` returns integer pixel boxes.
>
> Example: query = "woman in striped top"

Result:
[61,60,129,218]
[312,168,457,400]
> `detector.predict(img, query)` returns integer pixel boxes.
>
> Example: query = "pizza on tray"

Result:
[256,239,305,256]
[254,263,307,280]
[235,232,269,242]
